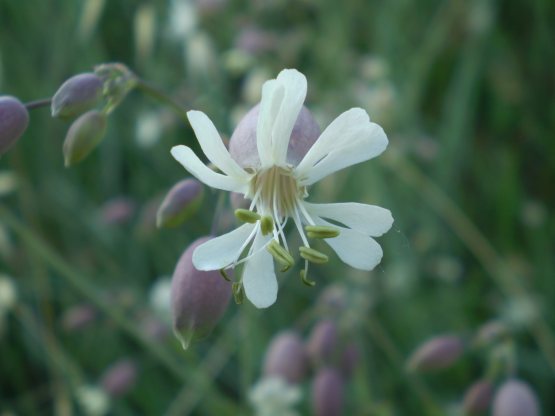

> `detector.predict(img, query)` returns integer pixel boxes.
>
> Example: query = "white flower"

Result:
[171,69,393,308]
[249,377,301,416]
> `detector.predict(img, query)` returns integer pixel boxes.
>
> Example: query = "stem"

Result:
[135,78,189,125]
[385,154,555,373]
[25,98,52,110]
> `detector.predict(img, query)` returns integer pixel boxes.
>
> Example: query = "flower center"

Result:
[250,166,303,218]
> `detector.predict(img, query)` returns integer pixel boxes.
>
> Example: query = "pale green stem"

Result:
[384,155,555,373]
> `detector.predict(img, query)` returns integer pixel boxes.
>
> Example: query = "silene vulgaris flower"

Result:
[171,69,393,308]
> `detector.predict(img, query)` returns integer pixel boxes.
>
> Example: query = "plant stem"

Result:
[25,98,52,110]
[385,154,555,373]
[135,78,189,125]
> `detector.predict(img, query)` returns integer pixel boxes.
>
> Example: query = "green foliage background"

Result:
[1,0,554,414]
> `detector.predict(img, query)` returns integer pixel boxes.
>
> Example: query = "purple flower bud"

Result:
[230,192,250,211]
[339,342,359,379]
[99,197,135,225]
[51,73,103,119]
[171,237,232,349]
[156,179,204,228]
[229,104,320,169]
[0,96,29,155]
[235,27,277,55]
[100,359,137,397]
[474,321,509,347]
[463,380,494,415]
[141,315,171,341]
[311,368,344,416]
[306,320,339,367]
[263,331,308,384]
[492,379,540,416]
[407,335,465,372]
[63,110,107,166]
[61,304,97,332]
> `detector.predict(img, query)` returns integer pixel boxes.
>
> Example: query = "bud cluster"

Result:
[1,63,137,164]
[252,315,359,416]
[405,320,542,415]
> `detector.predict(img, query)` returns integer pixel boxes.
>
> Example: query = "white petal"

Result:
[192,223,255,270]
[299,123,388,186]
[257,79,283,167]
[296,108,369,173]
[304,202,393,236]
[271,69,307,165]
[187,110,249,180]
[315,218,383,271]
[171,145,246,193]
[242,231,277,308]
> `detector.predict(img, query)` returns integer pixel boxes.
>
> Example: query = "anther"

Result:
[299,247,329,264]
[267,240,295,272]
[300,270,316,287]
[234,209,260,224]
[232,282,244,305]
[219,269,231,282]
[260,216,274,236]
[305,225,340,239]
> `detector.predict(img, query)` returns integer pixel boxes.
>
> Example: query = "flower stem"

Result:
[25,98,52,110]
[135,78,189,125]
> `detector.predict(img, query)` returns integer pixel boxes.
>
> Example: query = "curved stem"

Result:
[135,78,189,125]
[25,98,52,111]
[385,154,555,373]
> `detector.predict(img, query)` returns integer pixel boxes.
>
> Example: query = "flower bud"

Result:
[171,237,232,349]
[229,104,320,169]
[311,368,344,416]
[407,335,465,372]
[263,330,308,383]
[306,320,339,367]
[463,380,493,415]
[230,192,250,211]
[99,197,135,225]
[0,96,29,155]
[63,110,107,166]
[61,304,97,332]
[339,342,359,379]
[94,63,137,114]
[492,379,540,416]
[473,321,509,347]
[51,73,103,119]
[100,359,137,397]
[156,179,204,228]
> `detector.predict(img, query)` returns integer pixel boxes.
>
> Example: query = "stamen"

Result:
[298,202,316,226]
[267,240,295,272]
[300,269,315,287]
[299,246,329,264]
[232,282,244,304]
[293,204,310,248]
[233,235,274,267]
[232,222,260,268]
[219,269,231,282]
[305,225,340,239]
[235,208,260,224]
[260,216,274,235]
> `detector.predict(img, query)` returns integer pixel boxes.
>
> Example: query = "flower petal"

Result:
[192,223,256,270]
[315,218,384,271]
[257,79,284,167]
[271,69,307,165]
[299,122,387,186]
[305,202,393,236]
[296,107,388,185]
[242,231,277,308]
[187,110,249,180]
[171,145,246,193]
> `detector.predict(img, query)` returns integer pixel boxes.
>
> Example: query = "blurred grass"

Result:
[1,0,555,414]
